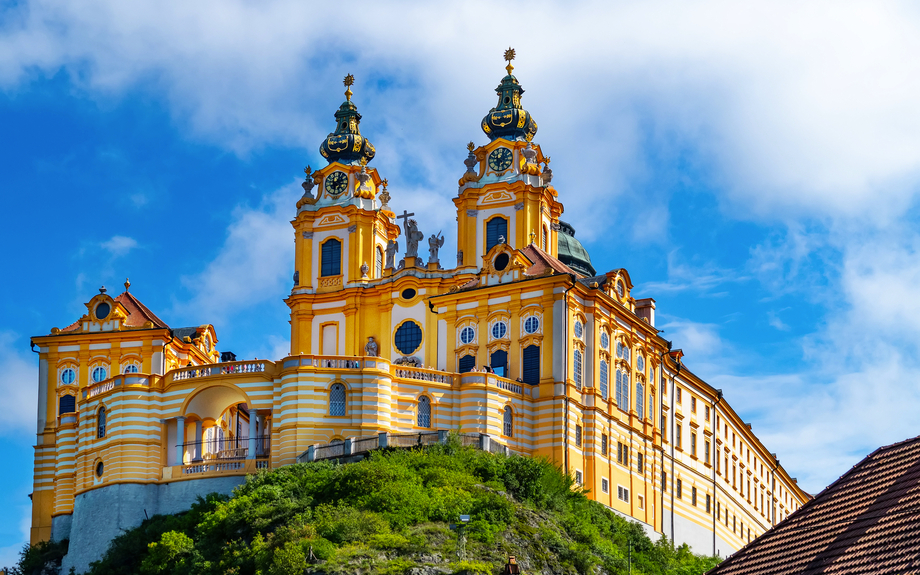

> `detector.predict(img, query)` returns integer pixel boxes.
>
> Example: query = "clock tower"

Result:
[454,48,564,270]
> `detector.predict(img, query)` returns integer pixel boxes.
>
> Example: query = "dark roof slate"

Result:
[707,434,920,575]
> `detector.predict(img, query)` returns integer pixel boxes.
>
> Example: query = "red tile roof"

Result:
[521,244,576,277]
[60,290,169,332]
[708,434,920,575]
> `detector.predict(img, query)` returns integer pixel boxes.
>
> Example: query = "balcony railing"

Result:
[171,360,270,381]
[83,374,153,399]
[178,435,271,462]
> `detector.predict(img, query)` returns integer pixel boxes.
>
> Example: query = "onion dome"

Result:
[556,221,596,277]
[481,48,538,142]
[319,74,376,165]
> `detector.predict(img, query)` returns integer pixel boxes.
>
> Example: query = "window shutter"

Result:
[522,345,540,384]
[458,355,476,373]
[486,218,508,251]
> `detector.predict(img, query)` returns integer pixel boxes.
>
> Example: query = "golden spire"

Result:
[343,73,355,101]
[467,141,475,152]
[124,278,131,292]
[304,165,312,177]
[529,229,536,244]
[504,47,516,75]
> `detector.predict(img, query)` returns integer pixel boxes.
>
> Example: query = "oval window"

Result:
[637,355,645,372]
[493,253,510,271]
[574,321,583,339]
[600,332,610,350]
[60,368,76,385]
[617,281,625,298]
[95,303,110,320]
[491,322,508,340]
[523,316,539,334]
[95,461,104,477]
[401,288,417,300]
[460,326,475,344]
[394,321,423,355]
[92,367,107,383]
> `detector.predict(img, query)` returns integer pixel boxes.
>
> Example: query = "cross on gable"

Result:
[397,210,415,231]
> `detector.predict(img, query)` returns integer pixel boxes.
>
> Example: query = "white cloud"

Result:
[174,182,299,324]
[99,235,138,257]
[0,332,38,437]
[639,250,747,294]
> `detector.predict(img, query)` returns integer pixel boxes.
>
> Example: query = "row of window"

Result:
[458,316,541,345]
[662,472,761,543]
[59,364,140,386]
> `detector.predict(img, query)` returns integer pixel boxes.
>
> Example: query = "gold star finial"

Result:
[304,165,312,177]
[467,141,475,152]
[382,178,388,189]
[543,156,551,165]
[343,73,355,100]
[504,47,516,75]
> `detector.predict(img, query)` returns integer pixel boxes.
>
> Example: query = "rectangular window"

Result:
[661,415,667,442]
[575,470,583,485]
[748,480,752,499]
[676,425,682,449]
[637,453,644,474]
[575,424,582,447]
[662,471,667,492]
[733,516,736,533]
[320,239,342,277]
[705,405,710,421]
[601,478,609,493]
[676,479,683,499]
[617,485,630,502]
[638,495,644,509]
[691,396,697,413]
[690,432,697,457]
[617,442,629,465]
[717,501,721,520]
[676,387,682,403]
[706,494,711,513]
[691,486,697,506]
[601,433,608,456]
[705,440,711,465]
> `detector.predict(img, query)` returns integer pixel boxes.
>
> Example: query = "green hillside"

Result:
[16,438,720,575]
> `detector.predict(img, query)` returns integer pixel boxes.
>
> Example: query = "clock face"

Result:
[325,171,349,197]
[488,147,513,172]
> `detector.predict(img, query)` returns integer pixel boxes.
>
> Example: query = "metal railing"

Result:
[172,360,270,381]
[297,430,514,463]
[178,435,270,462]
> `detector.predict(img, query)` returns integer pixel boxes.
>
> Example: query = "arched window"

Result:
[329,384,346,416]
[92,366,107,383]
[376,246,383,277]
[490,349,508,378]
[522,345,540,385]
[59,395,75,415]
[97,407,106,438]
[599,360,609,399]
[542,225,548,251]
[486,217,508,252]
[417,396,431,428]
[573,349,583,388]
[321,238,342,277]
[616,369,630,411]
[503,406,513,437]
[458,354,476,373]
[636,382,645,419]
[123,364,138,374]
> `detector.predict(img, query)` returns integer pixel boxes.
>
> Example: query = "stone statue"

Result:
[364,336,378,357]
[360,261,369,278]
[542,157,553,184]
[385,239,399,269]
[457,250,463,266]
[296,166,316,209]
[428,231,445,265]
[498,235,506,245]
[355,164,375,199]
[378,178,391,209]
[293,270,299,286]
[405,218,425,258]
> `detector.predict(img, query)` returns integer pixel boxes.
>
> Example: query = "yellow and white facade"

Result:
[29,54,809,572]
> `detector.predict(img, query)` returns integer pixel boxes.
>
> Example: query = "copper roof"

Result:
[708,435,920,575]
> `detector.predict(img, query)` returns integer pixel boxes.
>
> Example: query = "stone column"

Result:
[194,420,203,461]
[248,411,258,460]
[175,416,185,465]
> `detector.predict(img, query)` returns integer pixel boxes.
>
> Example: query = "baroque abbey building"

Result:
[29,52,809,572]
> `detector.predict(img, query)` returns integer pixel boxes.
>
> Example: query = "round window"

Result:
[95,303,110,320]
[491,322,508,340]
[60,368,76,385]
[394,321,423,355]
[401,288,417,300]
[600,332,610,350]
[92,367,107,383]
[574,321,583,339]
[460,326,475,344]
[95,461,104,477]
[524,316,539,334]
[493,253,510,271]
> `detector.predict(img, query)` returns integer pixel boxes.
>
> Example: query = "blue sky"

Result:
[4,0,920,564]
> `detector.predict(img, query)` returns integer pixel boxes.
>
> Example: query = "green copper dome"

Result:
[319,74,376,165]
[556,221,595,277]
[481,49,538,142]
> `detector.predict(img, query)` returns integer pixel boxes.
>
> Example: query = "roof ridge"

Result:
[115,291,170,328]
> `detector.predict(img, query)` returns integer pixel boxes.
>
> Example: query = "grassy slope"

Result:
[24,439,721,575]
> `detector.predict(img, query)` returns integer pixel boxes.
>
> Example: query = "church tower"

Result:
[288,75,401,356]
[454,49,564,269]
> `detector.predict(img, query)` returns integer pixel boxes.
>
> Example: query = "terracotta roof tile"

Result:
[521,244,576,277]
[58,291,169,333]
[708,434,920,575]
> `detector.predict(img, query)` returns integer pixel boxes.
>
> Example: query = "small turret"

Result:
[481,48,538,142]
[319,74,376,165]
